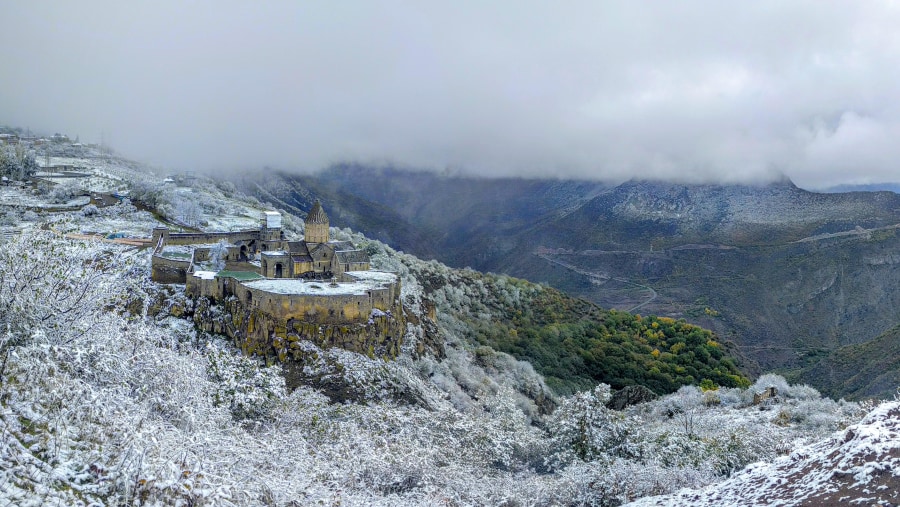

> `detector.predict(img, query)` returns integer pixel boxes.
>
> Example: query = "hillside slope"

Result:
[796,325,900,400]
[630,401,900,506]
[235,167,900,399]
[0,148,887,506]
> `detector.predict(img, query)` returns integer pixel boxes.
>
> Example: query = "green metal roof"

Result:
[215,270,264,281]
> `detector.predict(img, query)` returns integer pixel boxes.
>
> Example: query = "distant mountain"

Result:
[235,165,609,267]
[235,167,900,399]
[796,325,900,400]
[822,182,900,194]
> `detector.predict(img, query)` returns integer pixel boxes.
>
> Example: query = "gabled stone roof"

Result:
[335,249,369,263]
[306,199,329,224]
[308,242,331,260]
[328,240,354,251]
[287,241,310,255]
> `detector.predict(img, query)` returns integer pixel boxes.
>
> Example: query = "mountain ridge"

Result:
[235,166,900,399]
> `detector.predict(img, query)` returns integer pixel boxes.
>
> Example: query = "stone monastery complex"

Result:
[150,201,404,361]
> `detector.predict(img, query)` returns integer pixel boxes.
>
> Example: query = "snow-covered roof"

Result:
[192,270,217,280]
[343,270,398,283]
[243,270,397,297]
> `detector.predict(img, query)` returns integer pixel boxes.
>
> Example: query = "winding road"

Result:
[536,253,658,312]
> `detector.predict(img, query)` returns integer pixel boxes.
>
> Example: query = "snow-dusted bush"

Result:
[49,180,83,203]
[205,342,285,422]
[206,239,229,271]
[81,203,99,216]
[128,180,171,210]
[0,144,37,179]
[0,230,134,349]
[748,373,790,397]
[0,210,18,226]
[548,384,637,466]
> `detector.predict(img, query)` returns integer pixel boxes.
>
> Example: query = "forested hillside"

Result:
[0,149,892,505]
[400,259,747,395]
[0,226,877,506]
[237,166,900,399]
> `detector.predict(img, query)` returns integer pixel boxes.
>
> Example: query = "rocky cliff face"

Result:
[191,295,406,381]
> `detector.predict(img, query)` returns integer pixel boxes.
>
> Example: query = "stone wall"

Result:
[151,228,261,246]
[151,254,191,284]
[192,293,405,363]
[190,271,401,326]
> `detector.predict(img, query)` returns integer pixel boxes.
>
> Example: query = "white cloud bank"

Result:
[2,1,900,189]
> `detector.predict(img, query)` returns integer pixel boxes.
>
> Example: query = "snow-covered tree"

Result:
[0,230,136,354]
[548,383,637,466]
[205,341,285,422]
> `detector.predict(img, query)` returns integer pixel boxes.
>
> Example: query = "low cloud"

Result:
[2,1,900,189]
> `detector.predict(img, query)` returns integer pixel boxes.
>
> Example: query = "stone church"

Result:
[151,200,370,284]
[259,200,370,279]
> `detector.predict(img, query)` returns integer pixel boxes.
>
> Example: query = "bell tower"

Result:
[305,199,329,244]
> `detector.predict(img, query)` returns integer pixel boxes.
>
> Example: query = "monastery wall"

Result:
[189,272,401,326]
[151,227,260,246]
[151,254,191,284]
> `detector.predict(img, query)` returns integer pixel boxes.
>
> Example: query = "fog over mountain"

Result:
[3,1,900,188]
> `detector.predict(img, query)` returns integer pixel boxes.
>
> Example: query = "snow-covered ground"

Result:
[629,401,900,506]
[38,199,159,238]
[244,271,398,296]
[0,150,893,506]
[0,185,54,207]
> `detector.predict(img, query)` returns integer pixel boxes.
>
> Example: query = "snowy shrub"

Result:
[782,383,822,400]
[748,373,790,399]
[654,385,704,419]
[716,387,745,406]
[548,384,638,467]
[0,144,37,179]
[0,210,17,225]
[81,204,99,216]
[49,180,83,203]
[21,210,39,221]
[207,239,229,271]
[128,180,170,209]
[205,342,285,422]
[0,230,132,349]
[553,458,715,507]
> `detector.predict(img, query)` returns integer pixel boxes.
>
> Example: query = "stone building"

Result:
[151,200,403,361]
[151,200,370,283]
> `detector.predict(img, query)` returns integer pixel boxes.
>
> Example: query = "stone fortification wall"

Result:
[192,291,405,363]
[151,254,191,284]
[151,228,260,246]
[185,273,218,299]
[242,289,379,324]
[188,271,402,326]
[188,270,404,364]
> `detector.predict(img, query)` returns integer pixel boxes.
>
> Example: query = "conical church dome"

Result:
[306,199,329,225]
[305,199,330,243]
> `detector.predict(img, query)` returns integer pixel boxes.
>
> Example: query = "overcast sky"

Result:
[2,1,900,188]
